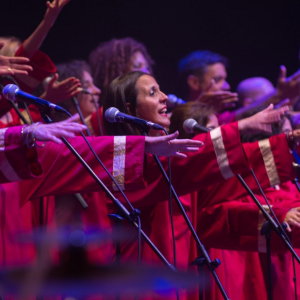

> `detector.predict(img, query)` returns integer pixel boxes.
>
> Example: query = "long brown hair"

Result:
[169,102,215,139]
[103,71,149,136]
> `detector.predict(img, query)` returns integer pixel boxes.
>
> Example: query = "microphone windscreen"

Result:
[168,94,178,103]
[183,118,198,133]
[105,107,119,123]
[167,94,186,108]
[43,77,52,89]
[3,84,18,101]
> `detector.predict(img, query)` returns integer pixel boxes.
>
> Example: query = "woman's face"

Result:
[280,116,292,134]
[206,114,219,131]
[78,70,101,118]
[134,75,170,128]
[128,51,150,74]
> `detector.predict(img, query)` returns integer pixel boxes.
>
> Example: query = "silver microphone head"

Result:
[105,107,119,123]
[77,88,91,95]
[183,118,198,133]
[3,84,19,101]
[43,76,53,89]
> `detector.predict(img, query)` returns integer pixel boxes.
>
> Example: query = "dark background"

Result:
[1,0,300,97]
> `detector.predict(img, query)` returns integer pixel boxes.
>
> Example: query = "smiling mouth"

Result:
[158,108,167,115]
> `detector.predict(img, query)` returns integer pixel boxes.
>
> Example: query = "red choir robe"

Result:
[0,135,148,268]
[100,122,259,300]
[46,119,249,271]
[192,134,300,300]
[125,132,295,300]
[201,183,300,300]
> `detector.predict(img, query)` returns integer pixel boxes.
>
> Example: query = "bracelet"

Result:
[21,125,29,145]
[286,130,296,150]
[23,122,46,148]
[32,122,45,148]
[25,124,35,148]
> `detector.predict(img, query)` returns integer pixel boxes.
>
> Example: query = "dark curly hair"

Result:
[89,37,154,104]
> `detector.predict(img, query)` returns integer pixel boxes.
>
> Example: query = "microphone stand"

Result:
[236,173,300,300]
[72,96,91,136]
[72,98,125,300]
[187,123,300,299]
[39,110,177,272]
[140,129,230,300]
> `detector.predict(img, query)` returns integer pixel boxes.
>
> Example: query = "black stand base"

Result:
[191,257,221,300]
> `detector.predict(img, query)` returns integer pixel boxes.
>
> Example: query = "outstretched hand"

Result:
[34,113,86,144]
[44,0,72,27]
[41,73,81,103]
[277,66,300,103]
[283,207,300,232]
[145,131,203,158]
[238,104,289,134]
[0,42,33,76]
[196,79,238,112]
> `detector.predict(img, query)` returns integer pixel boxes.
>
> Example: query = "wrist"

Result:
[238,119,248,134]
[22,123,45,148]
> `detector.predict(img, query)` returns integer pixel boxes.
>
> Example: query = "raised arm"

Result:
[22,0,71,59]
[235,66,300,120]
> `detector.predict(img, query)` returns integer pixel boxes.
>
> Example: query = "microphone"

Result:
[167,94,186,109]
[43,76,90,94]
[183,118,209,134]
[105,107,164,131]
[3,84,68,114]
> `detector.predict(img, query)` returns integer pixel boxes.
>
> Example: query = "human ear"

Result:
[187,75,201,91]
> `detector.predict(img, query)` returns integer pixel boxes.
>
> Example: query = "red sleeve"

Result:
[113,122,250,207]
[19,135,146,205]
[14,43,56,93]
[243,133,295,187]
[194,134,297,253]
[0,126,42,183]
[196,193,300,253]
